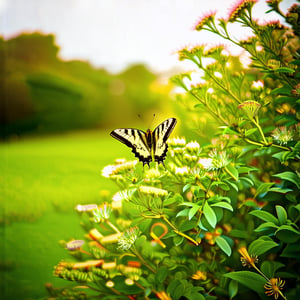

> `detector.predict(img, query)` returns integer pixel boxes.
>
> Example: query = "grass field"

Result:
[1,130,131,300]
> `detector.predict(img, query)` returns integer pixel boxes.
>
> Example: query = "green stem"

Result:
[161,215,199,246]
[252,118,268,145]
[252,264,270,282]
[189,90,230,126]
[131,247,156,273]
[224,166,238,181]
[106,220,121,233]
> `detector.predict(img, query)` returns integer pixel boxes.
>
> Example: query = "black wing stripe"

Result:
[110,128,152,165]
[110,118,177,165]
[110,130,133,148]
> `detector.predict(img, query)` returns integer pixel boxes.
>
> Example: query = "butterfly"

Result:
[110,118,177,166]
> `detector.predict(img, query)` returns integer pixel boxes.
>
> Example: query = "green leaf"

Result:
[189,204,200,220]
[270,85,291,95]
[225,164,239,181]
[224,179,239,192]
[145,287,152,297]
[230,229,249,238]
[211,181,230,191]
[248,239,278,256]
[167,280,181,299]
[180,220,197,232]
[183,184,192,194]
[176,208,190,217]
[237,166,257,174]
[164,194,183,206]
[245,128,258,137]
[211,202,233,212]
[138,218,152,232]
[260,261,284,278]
[273,172,300,189]
[223,271,266,294]
[268,187,293,194]
[173,235,185,246]
[172,283,185,300]
[290,204,300,220]
[254,222,279,232]
[276,205,287,225]
[254,182,275,197]
[281,242,300,258]
[275,225,300,243]
[249,210,279,224]
[203,202,217,228]
[155,266,169,283]
[186,293,205,300]
[275,67,295,73]
[135,235,147,248]
[215,236,232,256]
[228,280,238,300]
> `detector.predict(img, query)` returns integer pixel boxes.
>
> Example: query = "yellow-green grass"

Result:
[1,130,131,300]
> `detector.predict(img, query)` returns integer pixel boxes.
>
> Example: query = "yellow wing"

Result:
[110,128,152,165]
[152,118,177,164]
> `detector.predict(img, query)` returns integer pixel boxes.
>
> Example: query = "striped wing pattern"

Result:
[110,128,152,165]
[110,118,177,165]
[152,118,177,164]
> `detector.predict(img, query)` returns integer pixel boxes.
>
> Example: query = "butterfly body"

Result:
[110,118,177,166]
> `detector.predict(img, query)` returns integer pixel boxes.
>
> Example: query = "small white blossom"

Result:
[102,165,116,178]
[168,137,186,147]
[102,160,138,177]
[185,141,201,155]
[186,141,200,150]
[198,158,213,170]
[93,203,112,223]
[251,80,264,89]
[118,227,140,251]
[75,204,98,212]
[208,150,230,170]
[175,166,190,175]
[138,186,168,197]
[272,127,294,145]
[112,189,135,202]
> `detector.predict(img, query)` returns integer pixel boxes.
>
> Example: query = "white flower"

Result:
[118,227,140,251]
[185,141,201,155]
[101,160,138,177]
[145,168,161,179]
[175,166,190,175]
[168,137,186,147]
[112,189,135,201]
[251,80,264,89]
[198,158,213,170]
[93,203,112,223]
[272,127,294,145]
[75,204,98,212]
[208,150,230,170]
[186,141,200,150]
[138,186,168,197]
[102,165,116,178]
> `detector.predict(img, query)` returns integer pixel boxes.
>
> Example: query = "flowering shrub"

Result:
[51,1,299,299]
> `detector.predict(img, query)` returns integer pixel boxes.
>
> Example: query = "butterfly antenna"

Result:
[148,113,156,129]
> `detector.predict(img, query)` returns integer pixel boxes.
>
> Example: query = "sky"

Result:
[0,0,296,73]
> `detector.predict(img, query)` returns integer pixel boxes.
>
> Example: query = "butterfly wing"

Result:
[110,128,152,165]
[152,118,177,164]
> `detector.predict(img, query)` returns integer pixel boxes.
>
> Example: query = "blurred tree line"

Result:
[0,33,171,138]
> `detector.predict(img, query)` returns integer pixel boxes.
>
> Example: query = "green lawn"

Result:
[1,130,131,300]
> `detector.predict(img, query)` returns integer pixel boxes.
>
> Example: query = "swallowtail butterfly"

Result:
[110,118,177,166]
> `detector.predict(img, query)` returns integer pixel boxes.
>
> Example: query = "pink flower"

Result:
[227,0,258,22]
[194,11,217,31]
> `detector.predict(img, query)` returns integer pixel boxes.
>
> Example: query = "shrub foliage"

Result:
[51,1,299,299]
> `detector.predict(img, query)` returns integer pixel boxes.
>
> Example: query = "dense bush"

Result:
[50,1,299,299]
[0,34,168,137]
